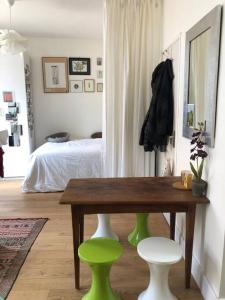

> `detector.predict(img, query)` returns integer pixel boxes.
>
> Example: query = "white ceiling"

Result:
[0,0,103,39]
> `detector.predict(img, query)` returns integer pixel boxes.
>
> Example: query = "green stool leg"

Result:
[83,263,121,300]
[128,213,151,247]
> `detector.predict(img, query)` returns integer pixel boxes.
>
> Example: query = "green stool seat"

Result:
[128,213,151,247]
[78,238,123,300]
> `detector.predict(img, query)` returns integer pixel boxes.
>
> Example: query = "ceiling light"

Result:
[0,0,26,55]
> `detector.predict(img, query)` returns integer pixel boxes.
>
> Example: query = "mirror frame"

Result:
[183,5,222,147]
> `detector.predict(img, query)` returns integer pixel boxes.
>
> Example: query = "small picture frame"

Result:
[97,83,103,92]
[3,91,13,102]
[69,58,91,75]
[70,80,83,93]
[42,57,69,93]
[97,70,103,79]
[8,106,17,117]
[84,79,95,92]
[97,57,102,66]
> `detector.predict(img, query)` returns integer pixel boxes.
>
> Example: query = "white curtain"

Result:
[103,0,162,177]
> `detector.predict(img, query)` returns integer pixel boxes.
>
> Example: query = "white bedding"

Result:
[22,138,102,192]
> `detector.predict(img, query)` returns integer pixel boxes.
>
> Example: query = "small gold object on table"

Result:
[173,170,192,190]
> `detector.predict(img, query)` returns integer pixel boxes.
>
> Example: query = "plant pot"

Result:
[192,180,207,197]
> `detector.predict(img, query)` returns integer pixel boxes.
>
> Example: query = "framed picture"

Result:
[70,80,83,93]
[69,58,91,75]
[3,91,13,102]
[97,70,103,79]
[97,83,103,92]
[84,79,95,92]
[42,57,68,93]
[97,57,102,66]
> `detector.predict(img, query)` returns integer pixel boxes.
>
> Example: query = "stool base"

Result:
[128,213,150,247]
[138,263,177,300]
[82,263,121,300]
[92,214,119,241]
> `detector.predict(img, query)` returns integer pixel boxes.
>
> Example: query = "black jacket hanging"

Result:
[139,59,174,152]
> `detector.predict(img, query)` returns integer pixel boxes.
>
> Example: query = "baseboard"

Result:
[1,177,24,180]
[163,213,218,300]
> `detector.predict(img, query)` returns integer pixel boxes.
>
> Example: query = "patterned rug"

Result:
[0,218,48,300]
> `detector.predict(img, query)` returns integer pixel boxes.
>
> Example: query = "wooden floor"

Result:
[0,180,203,300]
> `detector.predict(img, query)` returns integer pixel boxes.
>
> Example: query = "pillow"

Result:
[45,132,70,143]
[91,132,102,139]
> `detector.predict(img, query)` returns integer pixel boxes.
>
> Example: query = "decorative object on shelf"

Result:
[42,57,68,93]
[97,70,103,79]
[172,170,192,191]
[97,82,103,92]
[97,57,102,66]
[183,172,193,189]
[84,79,95,92]
[190,123,208,197]
[70,80,83,93]
[0,0,26,55]
[69,57,91,75]
[3,91,13,102]
[181,170,190,185]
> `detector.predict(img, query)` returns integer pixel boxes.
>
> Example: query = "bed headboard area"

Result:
[91,132,102,139]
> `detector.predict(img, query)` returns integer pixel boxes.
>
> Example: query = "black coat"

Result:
[139,59,174,152]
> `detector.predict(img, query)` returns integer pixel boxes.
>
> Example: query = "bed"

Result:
[22,138,102,192]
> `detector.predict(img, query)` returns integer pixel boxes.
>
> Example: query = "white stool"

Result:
[137,237,182,300]
[91,214,119,241]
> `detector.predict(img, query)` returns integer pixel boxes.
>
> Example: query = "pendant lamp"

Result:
[0,0,26,55]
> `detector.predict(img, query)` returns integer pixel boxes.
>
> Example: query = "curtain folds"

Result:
[103,0,162,177]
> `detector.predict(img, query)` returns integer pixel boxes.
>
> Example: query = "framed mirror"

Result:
[183,5,222,147]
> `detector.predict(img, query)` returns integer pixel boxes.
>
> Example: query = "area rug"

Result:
[0,218,48,300]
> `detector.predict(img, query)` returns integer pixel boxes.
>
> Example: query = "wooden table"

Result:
[60,177,209,290]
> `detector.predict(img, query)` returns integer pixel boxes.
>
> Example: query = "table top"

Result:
[60,177,210,206]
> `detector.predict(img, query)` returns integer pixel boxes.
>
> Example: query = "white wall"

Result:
[26,37,103,147]
[163,0,225,298]
[0,54,31,177]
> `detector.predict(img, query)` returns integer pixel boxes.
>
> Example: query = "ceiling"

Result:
[0,0,103,39]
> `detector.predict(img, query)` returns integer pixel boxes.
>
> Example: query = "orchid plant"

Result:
[190,122,208,182]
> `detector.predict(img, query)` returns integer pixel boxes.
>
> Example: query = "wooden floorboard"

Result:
[0,180,203,300]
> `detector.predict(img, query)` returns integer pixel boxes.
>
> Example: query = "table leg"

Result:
[71,205,81,289]
[80,214,84,244]
[185,205,196,289]
[170,213,176,240]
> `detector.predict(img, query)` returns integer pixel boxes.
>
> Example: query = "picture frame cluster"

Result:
[42,57,103,94]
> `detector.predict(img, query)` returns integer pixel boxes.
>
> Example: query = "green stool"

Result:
[78,238,123,300]
[128,213,151,247]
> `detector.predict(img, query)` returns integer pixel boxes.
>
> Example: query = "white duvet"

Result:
[22,138,102,192]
